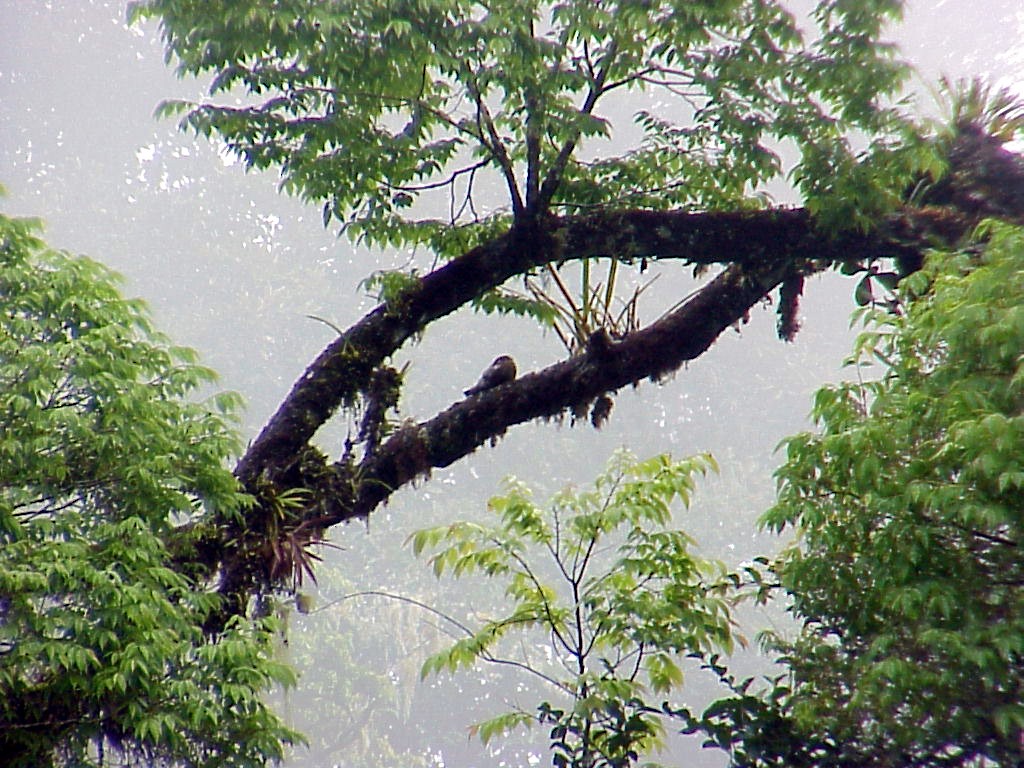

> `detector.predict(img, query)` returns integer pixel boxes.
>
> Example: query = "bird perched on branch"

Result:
[464,355,516,396]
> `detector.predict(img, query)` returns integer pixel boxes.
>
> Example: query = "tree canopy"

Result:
[139,0,916,237]
[685,221,1024,767]
[0,212,299,766]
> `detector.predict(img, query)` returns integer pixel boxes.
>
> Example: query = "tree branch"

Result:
[533,39,618,214]
[218,123,1024,618]
[344,258,792,521]
[466,67,525,218]
[235,205,964,491]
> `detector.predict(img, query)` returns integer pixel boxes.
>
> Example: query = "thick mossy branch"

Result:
[220,125,1024,609]
[220,203,975,606]
[235,206,962,492]
[347,261,785,521]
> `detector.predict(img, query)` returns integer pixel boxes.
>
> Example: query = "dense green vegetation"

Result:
[0,212,299,766]
[689,223,1024,767]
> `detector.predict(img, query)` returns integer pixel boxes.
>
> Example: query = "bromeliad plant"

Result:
[409,451,739,767]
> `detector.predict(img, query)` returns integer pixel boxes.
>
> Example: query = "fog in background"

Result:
[2,2,1022,765]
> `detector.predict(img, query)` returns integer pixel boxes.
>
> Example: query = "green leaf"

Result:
[873,271,900,292]
[471,710,535,745]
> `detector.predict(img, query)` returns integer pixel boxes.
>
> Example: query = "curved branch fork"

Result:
[200,202,974,618]
[235,206,958,520]
[350,259,781,521]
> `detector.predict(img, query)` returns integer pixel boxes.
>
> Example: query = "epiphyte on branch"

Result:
[464,355,517,396]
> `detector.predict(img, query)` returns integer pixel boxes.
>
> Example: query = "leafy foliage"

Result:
[409,450,737,766]
[133,0,920,247]
[0,213,299,766]
[691,223,1024,767]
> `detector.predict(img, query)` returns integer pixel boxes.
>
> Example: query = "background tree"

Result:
[410,450,735,767]
[0,210,299,767]
[685,220,1024,767]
